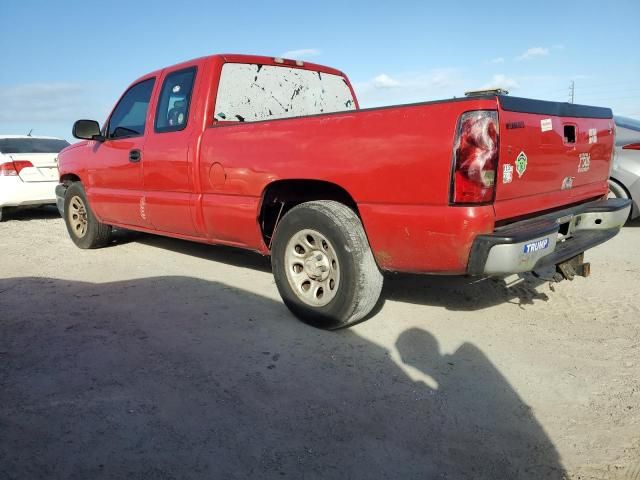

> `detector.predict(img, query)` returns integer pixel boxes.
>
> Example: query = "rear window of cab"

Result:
[214,63,355,123]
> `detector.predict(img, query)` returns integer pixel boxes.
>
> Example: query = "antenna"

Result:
[27,129,34,137]
[569,81,575,104]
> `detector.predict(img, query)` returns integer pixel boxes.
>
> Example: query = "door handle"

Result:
[129,149,141,163]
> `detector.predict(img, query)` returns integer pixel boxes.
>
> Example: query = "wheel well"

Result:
[610,177,631,194]
[609,177,636,218]
[259,180,359,248]
[60,173,81,185]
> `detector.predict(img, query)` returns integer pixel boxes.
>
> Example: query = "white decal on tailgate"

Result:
[503,164,514,184]
[578,153,591,173]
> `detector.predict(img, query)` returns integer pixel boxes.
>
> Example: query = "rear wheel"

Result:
[63,182,112,249]
[271,200,383,329]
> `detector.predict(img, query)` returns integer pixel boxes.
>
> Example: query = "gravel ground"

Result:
[1,206,639,479]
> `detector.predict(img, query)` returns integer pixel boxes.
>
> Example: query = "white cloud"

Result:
[372,74,401,88]
[482,74,519,91]
[353,69,464,107]
[490,57,505,64]
[280,48,321,59]
[516,47,549,61]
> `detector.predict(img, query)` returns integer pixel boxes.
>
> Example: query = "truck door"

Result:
[87,77,155,228]
[142,66,202,237]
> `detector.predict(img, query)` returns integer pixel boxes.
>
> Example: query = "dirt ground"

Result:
[1,206,639,479]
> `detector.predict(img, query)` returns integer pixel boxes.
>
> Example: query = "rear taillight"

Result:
[451,110,499,204]
[0,160,33,176]
[622,143,640,150]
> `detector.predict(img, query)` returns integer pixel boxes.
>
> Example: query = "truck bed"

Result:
[198,95,613,273]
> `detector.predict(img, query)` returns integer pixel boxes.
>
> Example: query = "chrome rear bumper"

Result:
[467,198,631,275]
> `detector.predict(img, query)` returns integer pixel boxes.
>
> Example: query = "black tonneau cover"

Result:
[498,95,613,119]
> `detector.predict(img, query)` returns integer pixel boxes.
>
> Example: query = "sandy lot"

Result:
[1,206,639,479]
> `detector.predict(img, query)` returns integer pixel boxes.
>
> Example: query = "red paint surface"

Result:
[495,107,612,220]
[58,54,613,274]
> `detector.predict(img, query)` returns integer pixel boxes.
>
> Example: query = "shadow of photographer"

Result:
[0,275,565,479]
[397,328,563,478]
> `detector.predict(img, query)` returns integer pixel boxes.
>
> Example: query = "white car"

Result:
[0,135,70,221]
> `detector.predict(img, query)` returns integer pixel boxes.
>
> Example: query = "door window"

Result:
[107,78,155,139]
[155,67,196,132]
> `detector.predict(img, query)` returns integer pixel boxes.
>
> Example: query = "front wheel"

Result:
[63,182,112,249]
[271,201,383,329]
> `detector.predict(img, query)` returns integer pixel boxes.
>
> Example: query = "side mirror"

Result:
[72,120,105,141]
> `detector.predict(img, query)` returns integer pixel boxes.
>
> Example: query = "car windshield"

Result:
[0,138,70,154]
[615,116,640,132]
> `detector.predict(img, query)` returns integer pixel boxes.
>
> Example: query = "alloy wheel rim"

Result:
[68,195,88,238]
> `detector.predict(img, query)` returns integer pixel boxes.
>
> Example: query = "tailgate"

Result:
[494,96,614,221]
[9,153,59,183]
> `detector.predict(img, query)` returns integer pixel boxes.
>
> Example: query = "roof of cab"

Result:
[131,53,347,85]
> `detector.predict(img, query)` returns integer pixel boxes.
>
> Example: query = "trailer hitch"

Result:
[533,253,591,282]
[557,256,590,281]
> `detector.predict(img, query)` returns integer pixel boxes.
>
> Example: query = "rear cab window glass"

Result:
[214,63,355,123]
[108,78,155,139]
[0,138,69,153]
[155,67,196,132]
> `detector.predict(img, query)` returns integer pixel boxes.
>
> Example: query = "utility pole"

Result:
[569,80,575,104]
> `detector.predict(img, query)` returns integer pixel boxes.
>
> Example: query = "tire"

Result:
[63,182,112,249]
[0,207,4,222]
[608,178,630,200]
[271,200,383,329]
[608,178,632,222]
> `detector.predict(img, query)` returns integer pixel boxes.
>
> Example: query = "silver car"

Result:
[609,116,640,220]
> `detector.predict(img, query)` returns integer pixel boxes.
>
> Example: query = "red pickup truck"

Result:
[57,54,631,329]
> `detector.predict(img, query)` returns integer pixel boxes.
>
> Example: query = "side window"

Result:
[214,63,355,123]
[155,67,196,132]
[108,78,155,139]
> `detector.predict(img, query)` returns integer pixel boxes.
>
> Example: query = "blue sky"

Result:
[1,0,638,140]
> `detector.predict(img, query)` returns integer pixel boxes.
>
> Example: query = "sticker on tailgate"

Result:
[578,153,591,173]
[503,164,514,184]
[523,238,549,254]
[515,151,528,177]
